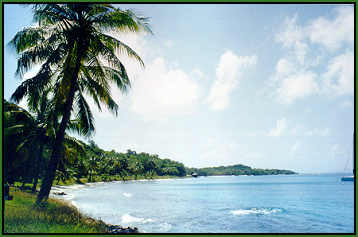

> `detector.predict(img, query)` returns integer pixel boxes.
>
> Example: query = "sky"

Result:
[3,4,355,173]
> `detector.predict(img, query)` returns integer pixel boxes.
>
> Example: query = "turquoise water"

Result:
[52,174,354,233]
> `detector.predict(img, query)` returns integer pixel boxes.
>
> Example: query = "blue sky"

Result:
[4,4,354,173]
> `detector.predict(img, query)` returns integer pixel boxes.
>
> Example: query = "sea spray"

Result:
[230,208,283,216]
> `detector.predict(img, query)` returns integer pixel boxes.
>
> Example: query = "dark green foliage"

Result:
[4,103,188,187]
[186,164,296,176]
[78,142,187,181]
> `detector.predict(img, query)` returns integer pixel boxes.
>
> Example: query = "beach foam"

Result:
[230,208,282,216]
[123,192,132,198]
[121,214,153,224]
[159,222,172,232]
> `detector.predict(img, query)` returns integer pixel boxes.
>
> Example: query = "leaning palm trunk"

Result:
[37,49,85,203]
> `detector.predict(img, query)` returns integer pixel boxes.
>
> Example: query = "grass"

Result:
[4,189,108,233]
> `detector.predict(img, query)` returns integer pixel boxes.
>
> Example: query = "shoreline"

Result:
[49,174,299,233]
[49,185,140,234]
[50,176,192,233]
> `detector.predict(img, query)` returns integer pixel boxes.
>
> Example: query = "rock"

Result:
[106,224,139,234]
[54,191,67,195]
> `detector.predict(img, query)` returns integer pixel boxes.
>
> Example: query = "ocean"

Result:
[51,174,354,233]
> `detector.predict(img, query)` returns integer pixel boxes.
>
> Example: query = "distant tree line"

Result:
[186,164,296,176]
[4,100,187,190]
[5,99,296,191]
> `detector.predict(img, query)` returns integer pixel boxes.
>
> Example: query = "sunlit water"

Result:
[51,174,354,233]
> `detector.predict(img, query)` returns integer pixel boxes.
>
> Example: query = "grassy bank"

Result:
[4,189,108,233]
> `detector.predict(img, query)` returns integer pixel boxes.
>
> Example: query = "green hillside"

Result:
[186,164,296,176]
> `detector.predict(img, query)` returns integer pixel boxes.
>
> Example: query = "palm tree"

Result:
[9,4,151,203]
[4,97,86,192]
[86,156,99,182]
[4,100,37,186]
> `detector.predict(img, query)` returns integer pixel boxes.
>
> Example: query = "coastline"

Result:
[49,176,191,233]
[25,173,352,233]
[49,174,296,233]
[49,184,140,233]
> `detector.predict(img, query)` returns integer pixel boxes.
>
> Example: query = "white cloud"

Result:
[271,7,353,105]
[307,6,354,51]
[320,128,330,137]
[322,51,354,96]
[268,118,287,137]
[290,141,301,154]
[268,119,329,138]
[192,68,204,79]
[275,58,294,78]
[130,57,200,121]
[277,6,353,55]
[340,100,353,108]
[276,15,308,64]
[273,51,353,104]
[331,144,346,159]
[276,71,318,104]
[164,40,174,48]
[290,124,330,137]
[305,128,330,137]
[207,50,257,110]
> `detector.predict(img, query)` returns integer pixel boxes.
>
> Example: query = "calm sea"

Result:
[52,174,354,233]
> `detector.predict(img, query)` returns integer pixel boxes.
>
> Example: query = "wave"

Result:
[121,214,153,224]
[123,192,132,198]
[230,207,283,216]
[158,222,172,232]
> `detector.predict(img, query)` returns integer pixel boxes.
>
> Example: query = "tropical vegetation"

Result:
[5,3,296,208]
[186,164,296,176]
[5,100,187,189]
[8,3,151,203]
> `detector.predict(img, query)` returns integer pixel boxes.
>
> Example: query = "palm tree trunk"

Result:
[36,83,77,203]
[21,181,26,190]
[36,47,85,204]
[32,143,44,193]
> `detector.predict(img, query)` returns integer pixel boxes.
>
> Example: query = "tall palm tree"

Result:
[9,4,151,203]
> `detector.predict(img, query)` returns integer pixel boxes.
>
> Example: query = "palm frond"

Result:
[10,67,53,104]
[74,90,95,137]
[93,8,152,35]
[79,69,119,115]
[33,4,75,26]
[64,134,86,157]
[100,33,144,67]
[8,27,46,54]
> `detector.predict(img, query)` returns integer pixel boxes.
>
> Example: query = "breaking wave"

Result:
[230,208,283,216]
[121,214,153,224]
[123,192,133,198]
